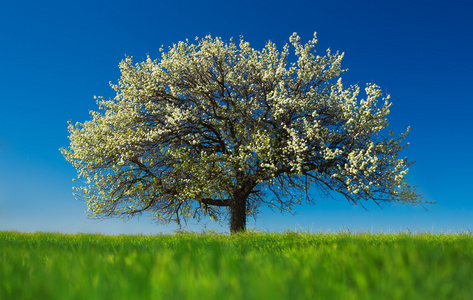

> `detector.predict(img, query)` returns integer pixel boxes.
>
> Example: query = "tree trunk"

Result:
[230,196,246,233]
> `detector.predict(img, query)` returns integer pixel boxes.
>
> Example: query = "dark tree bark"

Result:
[230,195,246,233]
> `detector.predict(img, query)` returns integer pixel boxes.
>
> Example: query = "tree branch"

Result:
[197,196,231,207]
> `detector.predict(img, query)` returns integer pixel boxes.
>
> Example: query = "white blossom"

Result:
[61,33,423,232]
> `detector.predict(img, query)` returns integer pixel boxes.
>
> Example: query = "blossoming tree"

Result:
[61,33,422,233]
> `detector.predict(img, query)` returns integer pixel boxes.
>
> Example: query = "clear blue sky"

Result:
[1,0,472,234]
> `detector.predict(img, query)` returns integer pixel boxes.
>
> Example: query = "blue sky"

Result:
[1,0,472,234]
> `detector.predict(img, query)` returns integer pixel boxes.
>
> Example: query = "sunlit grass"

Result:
[1,231,472,299]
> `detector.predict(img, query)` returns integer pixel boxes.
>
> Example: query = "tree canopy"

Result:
[61,33,422,233]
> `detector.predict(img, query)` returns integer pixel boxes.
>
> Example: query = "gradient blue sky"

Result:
[1,0,472,234]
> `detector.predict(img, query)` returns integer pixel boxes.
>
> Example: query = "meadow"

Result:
[1,231,472,299]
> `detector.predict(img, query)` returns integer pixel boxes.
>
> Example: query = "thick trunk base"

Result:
[230,198,246,234]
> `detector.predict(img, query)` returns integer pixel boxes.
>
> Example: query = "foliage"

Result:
[1,231,472,299]
[61,33,422,232]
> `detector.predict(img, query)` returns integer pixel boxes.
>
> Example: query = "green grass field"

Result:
[1,231,472,299]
